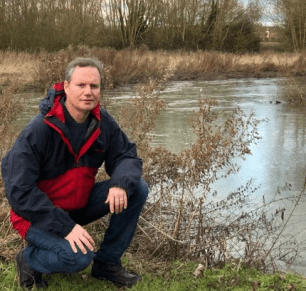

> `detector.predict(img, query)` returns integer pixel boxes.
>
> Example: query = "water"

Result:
[103,78,306,198]
[102,78,306,275]
[17,77,306,274]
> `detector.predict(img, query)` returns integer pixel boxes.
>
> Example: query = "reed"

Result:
[0,51,40,87]
[279,77,306,103]
[1,48,306,93]
[35,49,306,88]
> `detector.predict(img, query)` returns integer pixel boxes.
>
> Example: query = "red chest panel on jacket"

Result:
[37,166,98,211]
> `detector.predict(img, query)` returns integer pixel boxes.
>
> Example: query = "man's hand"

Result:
[65,224,95,254]
[105,187,127,214]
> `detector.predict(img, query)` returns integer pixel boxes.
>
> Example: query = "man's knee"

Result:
[73,250,94,272]
[134,178,148,204]
[58,248,94,273]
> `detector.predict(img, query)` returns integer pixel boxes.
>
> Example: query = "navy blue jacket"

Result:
[1,82,142,238]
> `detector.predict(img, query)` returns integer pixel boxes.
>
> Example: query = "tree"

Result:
[106,0,161,48]
[273,0,306,51]
[0,0,9,49]
[198,0,261,52]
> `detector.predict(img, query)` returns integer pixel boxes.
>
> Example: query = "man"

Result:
[2,57,148,289]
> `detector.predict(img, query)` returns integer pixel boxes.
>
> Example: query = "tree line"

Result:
[0,0,262,52]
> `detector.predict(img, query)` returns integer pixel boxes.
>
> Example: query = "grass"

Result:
[1,259,306,291]
[1,48,306,93]
[0,51,40,86]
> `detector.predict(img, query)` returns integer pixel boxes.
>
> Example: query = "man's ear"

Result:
[64,80,69,93]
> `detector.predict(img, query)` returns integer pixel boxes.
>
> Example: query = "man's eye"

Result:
[78,84,85,88]
[91,84,99,89]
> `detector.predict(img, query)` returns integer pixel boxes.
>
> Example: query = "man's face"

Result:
[64,66,100,119]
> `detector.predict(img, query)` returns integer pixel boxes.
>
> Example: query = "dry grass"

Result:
[0,52,40,87]
[37,49,306,85]
[1,48,306,92]
[278,76,306,104]
[0,84,25,262]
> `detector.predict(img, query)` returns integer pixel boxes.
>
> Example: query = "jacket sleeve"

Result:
[103,111,143,197]
[1,116,76,238]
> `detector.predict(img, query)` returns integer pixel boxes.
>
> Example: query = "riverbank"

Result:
[1,259,306,290]
[1,48,306,93]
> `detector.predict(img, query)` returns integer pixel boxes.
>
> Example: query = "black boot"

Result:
[91,262,142,288]
[15,250,48,290]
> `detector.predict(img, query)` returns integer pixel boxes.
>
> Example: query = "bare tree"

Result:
[272,0,306,51]
[198,0,261,52]
[0,0,8,49]
[106,0,161,47]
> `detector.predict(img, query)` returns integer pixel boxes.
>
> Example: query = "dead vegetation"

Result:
[1,48,306,94]
[0,84,25,262]
[278,76,306,104]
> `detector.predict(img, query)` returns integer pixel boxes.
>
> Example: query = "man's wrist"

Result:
[109,186,126,193]
[62,222,77,238]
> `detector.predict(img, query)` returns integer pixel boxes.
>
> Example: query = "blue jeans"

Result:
[24,178,148,274]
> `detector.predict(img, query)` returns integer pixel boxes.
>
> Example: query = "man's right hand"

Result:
[65,224,95,254]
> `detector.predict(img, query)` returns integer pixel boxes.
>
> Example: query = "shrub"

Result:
[105,73,305,273]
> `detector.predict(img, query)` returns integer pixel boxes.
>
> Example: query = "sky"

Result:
[240,0,275,27]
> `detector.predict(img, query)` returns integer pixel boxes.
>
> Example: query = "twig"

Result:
[139,216,185,243]
[137,223,153,242]
[262,175,306,262]
[183,198,202,240]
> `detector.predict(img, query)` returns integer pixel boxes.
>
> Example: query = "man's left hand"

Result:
[105,187,127,214]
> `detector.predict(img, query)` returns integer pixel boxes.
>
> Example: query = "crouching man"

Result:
[2,57,148,289]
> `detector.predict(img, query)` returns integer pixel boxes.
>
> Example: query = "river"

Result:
[16,77,306,275]
[102,78,306,199]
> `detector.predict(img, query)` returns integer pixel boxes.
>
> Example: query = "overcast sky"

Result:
[240,0,275,26]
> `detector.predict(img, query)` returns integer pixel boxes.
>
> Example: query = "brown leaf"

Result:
[286,283,297,290]
[82,274,88,280]
[193,263,205,278]
[279,274,286,280]
[252,281,260,291]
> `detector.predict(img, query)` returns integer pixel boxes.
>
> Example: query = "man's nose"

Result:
[84,85,92,95]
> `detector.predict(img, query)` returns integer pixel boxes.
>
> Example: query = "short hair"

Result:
[65,57,104,82]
